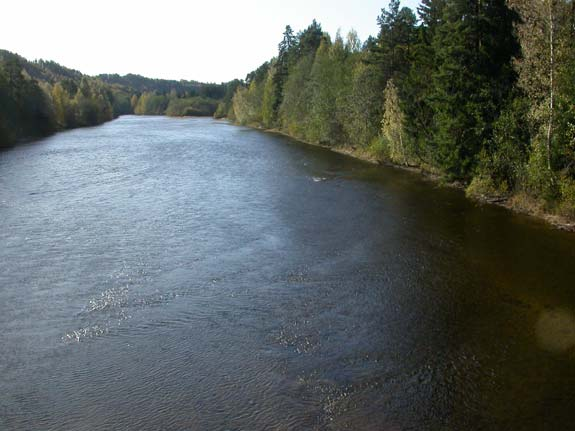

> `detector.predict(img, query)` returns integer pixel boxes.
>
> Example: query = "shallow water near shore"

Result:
[1,116,574,430]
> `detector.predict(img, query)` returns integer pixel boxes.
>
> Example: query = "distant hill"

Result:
[98,73,226,99]
[0,50,83,83]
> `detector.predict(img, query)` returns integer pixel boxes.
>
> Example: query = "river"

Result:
[1,116,574,430]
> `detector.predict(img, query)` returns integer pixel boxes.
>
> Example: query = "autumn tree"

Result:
[382,79,408,164]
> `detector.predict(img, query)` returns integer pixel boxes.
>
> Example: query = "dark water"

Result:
[1,116,574,430]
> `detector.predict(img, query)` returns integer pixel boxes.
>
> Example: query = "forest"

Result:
[226,0,575,220]
[1,0,574,220]
[0,50,229,148]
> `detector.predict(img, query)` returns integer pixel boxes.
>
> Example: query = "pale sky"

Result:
[2,0,420,83]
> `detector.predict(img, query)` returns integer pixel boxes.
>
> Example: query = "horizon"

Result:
[2,0,420,83]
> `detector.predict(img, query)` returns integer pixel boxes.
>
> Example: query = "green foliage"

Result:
[111,90,133,116]
[381,79,408,164]
[296,20,325,59]
[98,73,225,99]
[261,65,277,128]
[526,140,558,200]
[226,3,573,219]
[306,38,341,145]
[278,54,315,138]
[134,92,169,115]
[215,80,241,119]
[0,52,127,143]
[555,12,575,178]
[0,57,56,147]
[507,0,574,210]
[558,175,575,217]
[342,61,383,149]
[272,25,298,118]
[429,0,519,180]
[73,79,114,126]
[231,62,270,126]
[474,96,531,191]
[2,3,574,220]
[372,0,418,83]
[466,174,507,199]
[165,96,218,117]
[368,136,390,160]
[0,49,230,145]
[232,81,265,126]
[51,83,72,128]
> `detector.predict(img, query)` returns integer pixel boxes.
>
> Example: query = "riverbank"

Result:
[236,121,575,233]
[343,148,575,232]
[0,117,120,151]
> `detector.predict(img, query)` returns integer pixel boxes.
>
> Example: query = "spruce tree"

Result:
[402,0,447,164]
[272,25,297,121]
[430,0,518,179]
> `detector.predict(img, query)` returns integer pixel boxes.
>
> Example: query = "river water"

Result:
[1,116,574,430]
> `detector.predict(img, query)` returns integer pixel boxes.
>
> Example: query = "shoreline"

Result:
[235,121,575,233]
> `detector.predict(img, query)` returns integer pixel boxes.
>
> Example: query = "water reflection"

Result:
[536,308,575,353]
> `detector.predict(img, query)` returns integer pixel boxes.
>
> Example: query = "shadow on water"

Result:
[235,127,575,429]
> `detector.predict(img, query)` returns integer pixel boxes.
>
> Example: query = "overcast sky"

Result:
[2,0,421,83]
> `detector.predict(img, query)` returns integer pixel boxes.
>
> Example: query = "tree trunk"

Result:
[546,0,555,171]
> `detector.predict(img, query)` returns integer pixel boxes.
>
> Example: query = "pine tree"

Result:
[296,20,324,59]
[418,0,446,39]
[371,0,417,83]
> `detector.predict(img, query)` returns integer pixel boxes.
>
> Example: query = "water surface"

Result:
[1,116,574,430]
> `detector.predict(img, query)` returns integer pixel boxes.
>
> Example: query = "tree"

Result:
[52,82,70,128]
[261,65,277,128]
[382,79,408,164]
[508,0,574,193]
[307,38,337,144]
[279,55,315,138]
[296,20,324,59]
[232,78,265,126]
[345,29,362,53]
[418,0,446,38]
[271,25,298,122]
[0,65,14,146]
[371,0,418,83]
[430,0,519,179]
[130,94,139,110]
[342,61,383,149]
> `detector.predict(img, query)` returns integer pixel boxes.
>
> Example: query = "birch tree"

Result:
[507,0,571,171]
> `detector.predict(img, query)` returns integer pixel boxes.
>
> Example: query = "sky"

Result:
[2,0,421,83]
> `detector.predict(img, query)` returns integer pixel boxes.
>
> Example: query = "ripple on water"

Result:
[272,321,321,355]
[62,324,109,343]
[63,282,180,343]
[3,116,575,430]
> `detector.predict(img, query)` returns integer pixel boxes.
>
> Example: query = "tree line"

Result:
[226,0,575,218]
[0,50,227,148]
